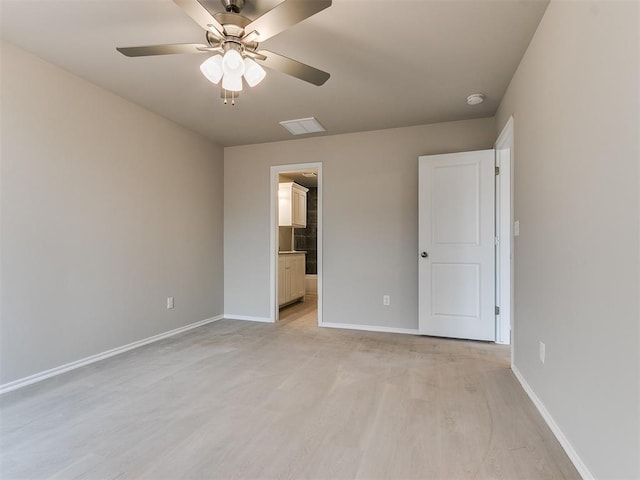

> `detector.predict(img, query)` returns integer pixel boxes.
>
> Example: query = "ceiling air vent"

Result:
[279,117,326,136]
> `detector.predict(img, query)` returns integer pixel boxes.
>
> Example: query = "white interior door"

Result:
[418,150,495,341]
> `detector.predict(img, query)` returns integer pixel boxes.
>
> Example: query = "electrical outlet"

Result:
[539,341,545,364]
[514,220,520,237]
[167,297,174,309]
[383,295,390,306]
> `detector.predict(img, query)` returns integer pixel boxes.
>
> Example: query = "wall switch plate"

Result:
[167,297,174,309]
[514,220,520,237]
[539,341,545,364]
[383,295,390,306]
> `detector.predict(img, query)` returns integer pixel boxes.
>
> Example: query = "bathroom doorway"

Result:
[270,163,322,325]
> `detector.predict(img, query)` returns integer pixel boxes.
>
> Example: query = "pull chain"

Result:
[222,89,238,106]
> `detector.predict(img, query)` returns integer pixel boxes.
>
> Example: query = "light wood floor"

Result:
[1,297,579,479]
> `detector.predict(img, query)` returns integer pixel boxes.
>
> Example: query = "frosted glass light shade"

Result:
[243,57,266,87]
[222,73,243,92]
[200,55,223,84]
[222,49,245,78]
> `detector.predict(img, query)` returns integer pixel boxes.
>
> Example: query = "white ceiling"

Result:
[280,170,318,188]
[0,0,549,147]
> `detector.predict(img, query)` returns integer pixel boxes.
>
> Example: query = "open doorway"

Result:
[270,163,322,325]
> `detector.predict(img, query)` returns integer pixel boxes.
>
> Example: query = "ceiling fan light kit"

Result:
[222,69,244,92]
[117,0,332,105]
[222,47,244,76]
[200,54,223,83]
[243,57,267,87]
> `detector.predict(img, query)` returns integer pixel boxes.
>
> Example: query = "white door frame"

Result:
[270,162,323,324]
[494,116,514,346]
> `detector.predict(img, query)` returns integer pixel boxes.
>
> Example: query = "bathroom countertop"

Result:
[278,250,307,254]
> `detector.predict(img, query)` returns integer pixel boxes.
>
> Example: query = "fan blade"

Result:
[258,50,329,86]
[244,49,268,61]
[243,0,331,42]
[173,0,225,38]
[117,43,210,57]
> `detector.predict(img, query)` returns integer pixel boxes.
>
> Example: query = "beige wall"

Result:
[0,42,225,384]
[224,118,495,327]
[496,1,639,478]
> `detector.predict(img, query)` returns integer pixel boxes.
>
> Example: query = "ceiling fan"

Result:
[117,0,331,103]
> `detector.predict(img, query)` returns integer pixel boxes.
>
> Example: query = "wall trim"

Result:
[224,314,273,323]
[0,315,224,395]
[495,115,514,147]
[321,322,419,336]
[511,365,593,480]
[494,115,514,346]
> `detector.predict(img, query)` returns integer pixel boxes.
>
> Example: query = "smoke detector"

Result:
[466,93,485,105]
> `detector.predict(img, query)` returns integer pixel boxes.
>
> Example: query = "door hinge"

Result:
[495,306,500,315]
[495,166,500,175]
[494,236,500,246]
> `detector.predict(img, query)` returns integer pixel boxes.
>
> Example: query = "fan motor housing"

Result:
[214,11,251,37]
[221,0,245,13]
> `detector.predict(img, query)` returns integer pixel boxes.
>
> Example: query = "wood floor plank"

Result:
[0,298,580,479]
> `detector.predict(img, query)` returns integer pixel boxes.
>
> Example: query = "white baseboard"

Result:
[320,321,419,335]
[225,314,273,323]
[0,315,224,395]
[305,275,318,295]
[511,365,593,480]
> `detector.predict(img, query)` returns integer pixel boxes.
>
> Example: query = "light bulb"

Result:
[243,57,266,87]
[222,73,243,92]
[200,55,223,84]
[222,49,245,78]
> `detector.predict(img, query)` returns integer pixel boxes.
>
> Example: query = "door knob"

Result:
[421,251,429,258]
